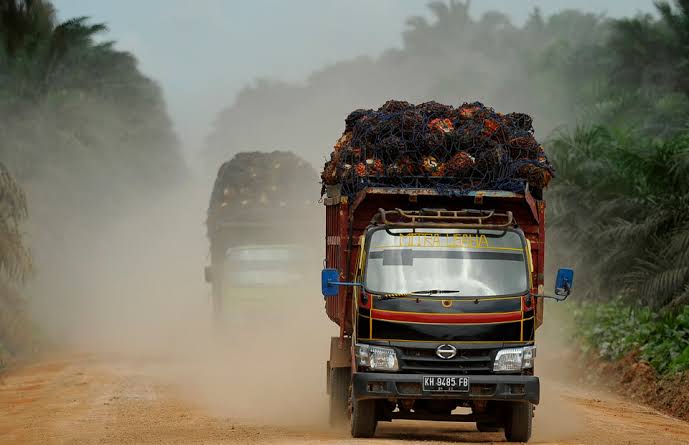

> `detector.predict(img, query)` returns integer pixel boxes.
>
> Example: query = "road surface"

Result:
[1,356,689,444]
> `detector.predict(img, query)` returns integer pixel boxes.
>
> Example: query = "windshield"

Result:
[223,245,304,287]
[364,228,528,297]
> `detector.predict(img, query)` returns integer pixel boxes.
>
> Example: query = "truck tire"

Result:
[351,398,377,438]
[328,367,349,427]
[503,402,532,442]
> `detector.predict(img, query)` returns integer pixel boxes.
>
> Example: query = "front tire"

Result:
[351,398,377,438]
[503,402,533,442]
[328,367,349,427]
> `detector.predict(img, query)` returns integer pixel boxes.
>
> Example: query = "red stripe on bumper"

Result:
[371,310,522,324]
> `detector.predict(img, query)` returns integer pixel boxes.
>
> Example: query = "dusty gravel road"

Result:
[2,356,689,445]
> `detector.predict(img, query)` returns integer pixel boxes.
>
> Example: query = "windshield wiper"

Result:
[375,289,461,300]
[410,289,461,295]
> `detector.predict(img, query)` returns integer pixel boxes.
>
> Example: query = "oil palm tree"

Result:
[608,0,689,97]
[549,126,689,309]
[0,0,185,188]
[0,162,31,284]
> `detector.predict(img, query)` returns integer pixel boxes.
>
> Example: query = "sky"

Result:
[52,0,656,157]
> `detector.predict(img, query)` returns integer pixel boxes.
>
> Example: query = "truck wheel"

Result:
[503,402,532,442]
[328,367,349,427]
[476,421,501,432]
[350,398,377,438]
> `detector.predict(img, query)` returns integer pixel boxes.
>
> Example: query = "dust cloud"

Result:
[22,173,591,437]
[531,300,586,442]
[18,162,591,434]
[24,172,337,427]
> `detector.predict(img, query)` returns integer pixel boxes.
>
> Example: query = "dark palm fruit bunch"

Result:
[351,113,382,146]
[506,130,539,159]
[420,131,446,154]
[428,117,454,135]
[400,109,425,139]
[476,144,506,169]
[379,99,411,114]
[445,151,476,176]
[505,112,534,133]
[517,163,552,189]
[391,156,418,176]
[345,109,371,132]
[378,135,406,156]
[418,101,453,119]
[457,102,483,120]
[321,160,337,186]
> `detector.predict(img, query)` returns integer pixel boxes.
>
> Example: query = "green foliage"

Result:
[0,0,186,208]
[549,126,689,308]
[607,0,689,99]
[0,162,31,284]
[547,0,689,310]
[0,0,185,358]
[0,161,34,363]
[573,1,689,136]
[575,300,689,374]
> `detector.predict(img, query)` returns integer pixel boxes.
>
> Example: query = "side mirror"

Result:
[321,268,340,297]
[555,268,574,300]
[204,266,213,283]
[321,268,362,298]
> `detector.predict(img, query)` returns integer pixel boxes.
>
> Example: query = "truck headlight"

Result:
[493,346,536,372]
[355,344,399,371]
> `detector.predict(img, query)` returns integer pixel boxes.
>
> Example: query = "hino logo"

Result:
[436,344,457,359]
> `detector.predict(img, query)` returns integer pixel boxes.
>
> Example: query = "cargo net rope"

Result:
[321,100,554,198]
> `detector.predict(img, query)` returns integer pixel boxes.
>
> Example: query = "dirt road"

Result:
[1,356,689,444]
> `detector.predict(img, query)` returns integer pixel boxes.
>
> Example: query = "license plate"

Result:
[423,376,470,392]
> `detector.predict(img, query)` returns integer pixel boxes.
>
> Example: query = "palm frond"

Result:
[638,265,689,307]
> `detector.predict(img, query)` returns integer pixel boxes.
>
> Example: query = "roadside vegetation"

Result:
[0,162,32,365]
[0,0,186,204]
[575,301,689,375]
[548,0,689,374]
[0,0,186,362]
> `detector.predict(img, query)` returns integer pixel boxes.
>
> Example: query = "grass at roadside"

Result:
[574,299,689,375]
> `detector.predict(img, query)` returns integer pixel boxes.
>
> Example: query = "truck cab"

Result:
[321,188,573,442]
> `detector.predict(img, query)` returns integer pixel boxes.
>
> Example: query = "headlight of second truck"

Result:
[355,344,399,371]
[493,346,536,372]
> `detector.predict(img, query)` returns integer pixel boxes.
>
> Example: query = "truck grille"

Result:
[396,345,495,375]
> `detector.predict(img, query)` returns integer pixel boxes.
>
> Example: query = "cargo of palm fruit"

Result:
[321,100,553,198]
[208,151,318,230]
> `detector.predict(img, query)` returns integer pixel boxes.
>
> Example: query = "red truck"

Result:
[321,186,573,441]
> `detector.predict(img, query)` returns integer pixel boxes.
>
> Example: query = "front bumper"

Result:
[353,372,539,404]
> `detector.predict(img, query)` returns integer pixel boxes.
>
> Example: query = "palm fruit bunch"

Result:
[321,100,553,197]
[209,151,318,224]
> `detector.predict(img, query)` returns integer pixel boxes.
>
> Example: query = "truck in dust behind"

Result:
[205,151,320,318]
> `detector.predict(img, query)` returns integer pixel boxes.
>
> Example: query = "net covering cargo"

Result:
[208,151,318,223]
[321,100,553,197]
